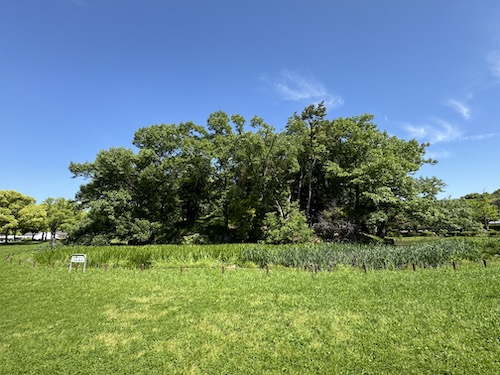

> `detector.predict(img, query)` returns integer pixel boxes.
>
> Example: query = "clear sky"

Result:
[1,0,499,203]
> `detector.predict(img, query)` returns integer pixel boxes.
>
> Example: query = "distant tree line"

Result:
[61,103,499,245]
[0,190,82,243]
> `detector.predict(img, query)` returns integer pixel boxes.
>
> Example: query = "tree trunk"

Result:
[296,167,304,204]
[306,158,317,224]
[275,198,285,219]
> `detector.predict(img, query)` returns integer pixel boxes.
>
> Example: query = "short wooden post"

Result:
[483,259,487,268]
[221,265,225,274]
[104,263,108,271]
[452,261,456,270]
[265,264,269,275]
[412,263,416,272]
[32,261,36,268]
[140,264,144,272]
[52,261,55,269]
[180,265,183,273]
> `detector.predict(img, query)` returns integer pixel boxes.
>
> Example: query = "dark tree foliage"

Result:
[68,104,476,244]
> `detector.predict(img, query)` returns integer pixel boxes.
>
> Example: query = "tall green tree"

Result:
[0,190,35,242]
[228,116,299,240]
[43,198,81,241]
[324,116,436,236]
[70,122,214,244]
[18,204,47,239]
[133,122,213,239]
[286,102,327,223]
[287,111,437,237]
[206,111,236,239]
[0,208,17,243]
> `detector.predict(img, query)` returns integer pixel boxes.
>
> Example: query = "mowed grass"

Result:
[1,245,499,374]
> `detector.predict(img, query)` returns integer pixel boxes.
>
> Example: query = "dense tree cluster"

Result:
[62,103,496,245]
[0,190,81,242]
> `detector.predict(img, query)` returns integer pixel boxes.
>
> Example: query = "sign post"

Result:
[69,254,87,272]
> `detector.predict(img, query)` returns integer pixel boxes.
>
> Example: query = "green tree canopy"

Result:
[43,198,82,241]
[69,105,445,244]
[462,193,500,230]
[18,204,47,239]
[0,190,35,242]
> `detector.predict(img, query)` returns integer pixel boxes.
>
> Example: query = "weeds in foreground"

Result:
[29,237,494,270]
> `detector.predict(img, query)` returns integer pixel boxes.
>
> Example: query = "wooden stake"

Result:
[104,263,108,271]
[483,259,487,268]
[221,265,225,274]
[180,265,183,273]
[412,263,416,272]
[452,261,456,270]
[265,264,269,275]
[141,263,144,272]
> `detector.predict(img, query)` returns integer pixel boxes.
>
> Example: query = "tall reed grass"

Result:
[32,238,488,270]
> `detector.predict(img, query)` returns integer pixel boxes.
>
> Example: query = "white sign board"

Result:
[69,254,87,272]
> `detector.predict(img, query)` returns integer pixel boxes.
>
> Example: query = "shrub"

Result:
[262,203,314,244]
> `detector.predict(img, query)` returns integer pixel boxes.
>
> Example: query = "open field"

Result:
[1,243,499,374]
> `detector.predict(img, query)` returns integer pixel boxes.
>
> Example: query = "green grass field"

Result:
[1,243,499,374]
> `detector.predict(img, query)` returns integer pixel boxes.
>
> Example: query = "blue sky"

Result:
[1,0,500,203]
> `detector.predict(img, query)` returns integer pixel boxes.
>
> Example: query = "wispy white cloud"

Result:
[429,118,463,143]
[461,133,498,141]
[403,118,498,144]
[403,118,462,144]
[446,99,471,120]
[404,124,429,140]
[272,70,344,108]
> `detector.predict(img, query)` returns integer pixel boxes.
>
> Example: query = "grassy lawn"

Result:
[1,244,499,374]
